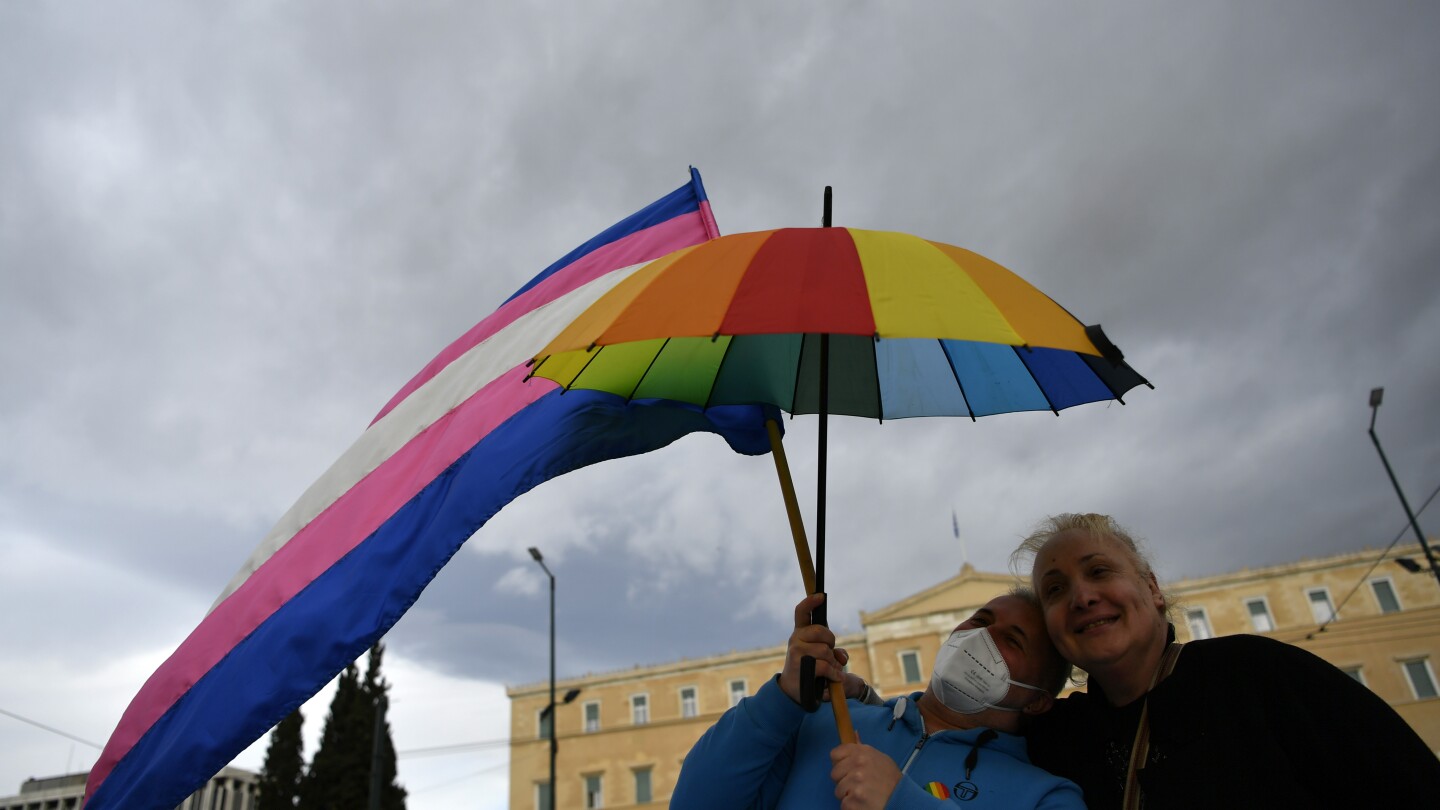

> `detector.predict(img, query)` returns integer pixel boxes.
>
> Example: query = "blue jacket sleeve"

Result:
[671,676,808,809]
[883,778,942,809]
[1033,781,1088,810]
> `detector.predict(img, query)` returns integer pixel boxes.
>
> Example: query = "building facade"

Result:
[0,767,258,810]
[507,544,1440,808]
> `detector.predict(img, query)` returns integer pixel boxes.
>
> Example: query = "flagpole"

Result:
[953,508,968,568]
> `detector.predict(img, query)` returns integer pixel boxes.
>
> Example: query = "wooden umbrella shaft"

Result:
[766,419,815,594]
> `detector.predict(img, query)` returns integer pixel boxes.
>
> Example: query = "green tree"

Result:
[299,662,366,809]
[299,643,406,809]
[362,642,407,810]
[256,708,304,810]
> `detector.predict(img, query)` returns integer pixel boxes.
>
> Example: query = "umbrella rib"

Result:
[1089,357,1125,405]
[787,332,809,418]
[522,354,549,382]
[1013,345,1061,416]
[872,334,883,424]
[701,334,733,410]
[1080,324,1131,404]
[562,344,608,394]
[939,339,977,423]
[625,338,671,403]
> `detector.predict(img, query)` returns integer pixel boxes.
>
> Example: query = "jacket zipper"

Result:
[900,731,930,774]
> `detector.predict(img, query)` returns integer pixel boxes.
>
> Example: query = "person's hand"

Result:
[830,743,902,810]
[840,672,872,702]
[780,593,848,705]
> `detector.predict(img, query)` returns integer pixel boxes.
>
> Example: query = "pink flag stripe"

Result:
[90,364,553,789]
[210,261,650,609]
[372,208,715,424]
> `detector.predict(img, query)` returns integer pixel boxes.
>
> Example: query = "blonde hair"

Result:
[1006,585,1074,695]
[1010,513,1175,623]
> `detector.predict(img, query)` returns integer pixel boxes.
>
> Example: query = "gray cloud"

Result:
[4,2,1439,804]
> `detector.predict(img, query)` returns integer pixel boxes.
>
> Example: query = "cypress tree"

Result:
[362,642,407,810]
[256,708,304,810]
[299,643,406,809]
[299,662,367,809]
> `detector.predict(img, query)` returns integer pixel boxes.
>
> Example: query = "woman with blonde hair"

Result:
[1014,513,1440,808]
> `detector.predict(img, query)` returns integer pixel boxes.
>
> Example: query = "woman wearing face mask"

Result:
[672,591,1084,810]
[1016,513,1440,809]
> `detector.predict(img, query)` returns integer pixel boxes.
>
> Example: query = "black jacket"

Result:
[1027,634,1440,808]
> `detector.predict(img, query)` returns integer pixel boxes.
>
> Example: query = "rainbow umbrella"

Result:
[529,227,1146,419]
[527,193,1150,735]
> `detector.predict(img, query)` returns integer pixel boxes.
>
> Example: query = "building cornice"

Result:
[1168,543,1428,594]
[507,632,866,698]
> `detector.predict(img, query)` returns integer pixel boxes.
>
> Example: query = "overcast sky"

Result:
[3,2,1439,806]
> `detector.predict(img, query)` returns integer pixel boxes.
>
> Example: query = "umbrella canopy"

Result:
[528,227,1150,417]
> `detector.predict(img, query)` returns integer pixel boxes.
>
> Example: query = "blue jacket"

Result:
[672,678,1084,809]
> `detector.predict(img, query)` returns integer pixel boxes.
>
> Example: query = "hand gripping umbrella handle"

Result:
[766,419,858,745]
[797,651,856,741]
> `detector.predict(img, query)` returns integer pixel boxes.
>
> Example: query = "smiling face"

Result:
[1032,529,1169,686]
[948,593,1059,705]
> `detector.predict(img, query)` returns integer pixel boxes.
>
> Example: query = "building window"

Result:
[1245,597,1274,632]
[1185,607,1213,640]
[631,694,649,725]
[584,773,604,809]
[1306,587,1337,624]
[536,780,553,810]
[633,766,653,804]
[729,679,748,708]
[1341,666,1365,686]
[537,708,553,740]
[899,650,923,683]
[583,701,601,733]
[1402,658,1438,700]
[1371,578,1402,614]
[680,686,698,718]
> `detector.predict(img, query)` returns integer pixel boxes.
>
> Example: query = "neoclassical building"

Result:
[0,766,258,810]
[507,543,1440,808]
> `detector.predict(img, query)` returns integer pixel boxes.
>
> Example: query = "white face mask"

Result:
[930,627,1048,714]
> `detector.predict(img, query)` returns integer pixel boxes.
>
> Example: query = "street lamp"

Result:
[1367,388,1440,589]
[528,547,569,810]
[535,688,580,810]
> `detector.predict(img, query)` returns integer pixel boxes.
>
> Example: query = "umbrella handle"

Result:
[766,419,858,745]
[830,682,857,744]
[797,659,857,743]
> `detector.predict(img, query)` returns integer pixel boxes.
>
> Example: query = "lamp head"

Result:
[528,547,543,562]
[563,688,583,704]
[1370,388,1384,408]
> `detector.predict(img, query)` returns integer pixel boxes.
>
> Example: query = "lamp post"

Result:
[1367,388,1440,590]
[528,547,557,810]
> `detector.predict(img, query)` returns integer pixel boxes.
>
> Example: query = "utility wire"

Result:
[397,736,513,758]
[408,757,513,794]
[1307,480,1440,639]
[0,708,103,749]
[408,743,544,795]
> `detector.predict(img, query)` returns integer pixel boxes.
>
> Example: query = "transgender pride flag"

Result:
[87,169,775,808]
